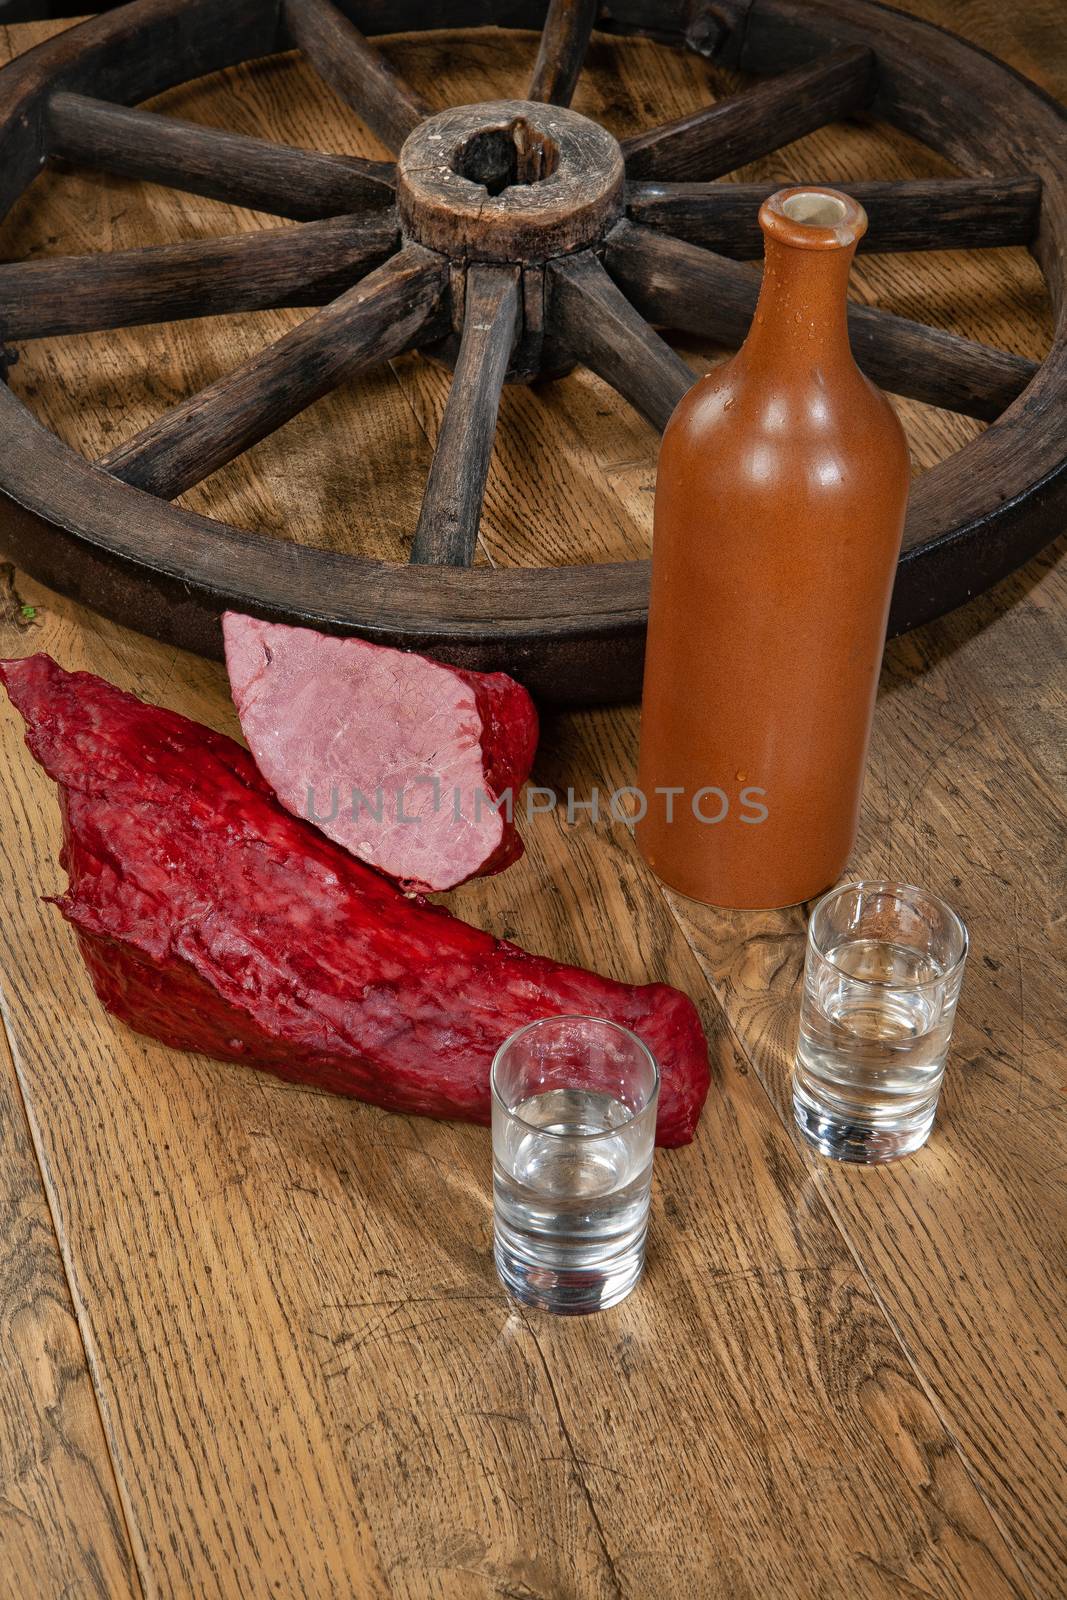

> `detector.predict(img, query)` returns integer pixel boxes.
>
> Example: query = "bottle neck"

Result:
[741,233,858,376]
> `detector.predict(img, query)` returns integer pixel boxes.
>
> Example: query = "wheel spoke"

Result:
[46,93,395,221]
[529,0,598,107]
[0,214,398,340]
[625,176,1043,257]
[621,47,874,182]
[96,245,448,499]
[283,0,431,153]
[547,251,694,431]
[604,222,1036,422]
[409,265,521,568]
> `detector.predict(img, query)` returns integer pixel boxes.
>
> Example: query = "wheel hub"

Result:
[397,99,624,263]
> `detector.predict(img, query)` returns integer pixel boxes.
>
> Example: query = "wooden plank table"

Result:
[0,6,1063,1597]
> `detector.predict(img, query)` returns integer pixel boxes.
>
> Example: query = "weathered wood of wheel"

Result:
[0,0,1063,704]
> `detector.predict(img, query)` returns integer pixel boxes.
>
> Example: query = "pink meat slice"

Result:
[223,614,538,892]
[0,655,710,1146]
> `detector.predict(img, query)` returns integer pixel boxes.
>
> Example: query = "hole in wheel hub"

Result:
[452,117,561,195]
[397,99,623,264]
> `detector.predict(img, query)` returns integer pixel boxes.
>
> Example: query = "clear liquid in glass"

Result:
[493,1087,653,1314]
[793,937,963,1162]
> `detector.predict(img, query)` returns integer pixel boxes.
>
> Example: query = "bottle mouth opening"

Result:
[781,192,849,226]
[759,186,868,250]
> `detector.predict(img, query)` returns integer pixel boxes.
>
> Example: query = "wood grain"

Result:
[548,248,695,430]
[0,11,1063,1599]
[0,571,1036,1600]
[97,245,448,499]
[528,0,598,106]
[0,972,138,1599]
[283,0,432,153]
[620,46,875,180]
[46,92,396,221]
[625,176,1043,257]
[409,263,520,566]
[0,211,398,339]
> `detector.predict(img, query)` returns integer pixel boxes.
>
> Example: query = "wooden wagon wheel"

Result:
[0,0,1062,703]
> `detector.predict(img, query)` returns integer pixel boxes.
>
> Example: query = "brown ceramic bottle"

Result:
[635,187,910,909]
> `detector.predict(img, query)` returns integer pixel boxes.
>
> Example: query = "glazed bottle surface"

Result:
[635,187,910,910]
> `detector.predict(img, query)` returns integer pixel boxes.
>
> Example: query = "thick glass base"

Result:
[792,1077,935,1164]
[493,1228,646,1316]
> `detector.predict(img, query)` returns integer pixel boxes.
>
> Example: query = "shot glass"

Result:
[490,1015,659,1315]
[793,880,968,1163]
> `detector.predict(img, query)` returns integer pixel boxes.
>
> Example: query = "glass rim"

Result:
[808,878,969,988]
[490,1013,660,1142]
